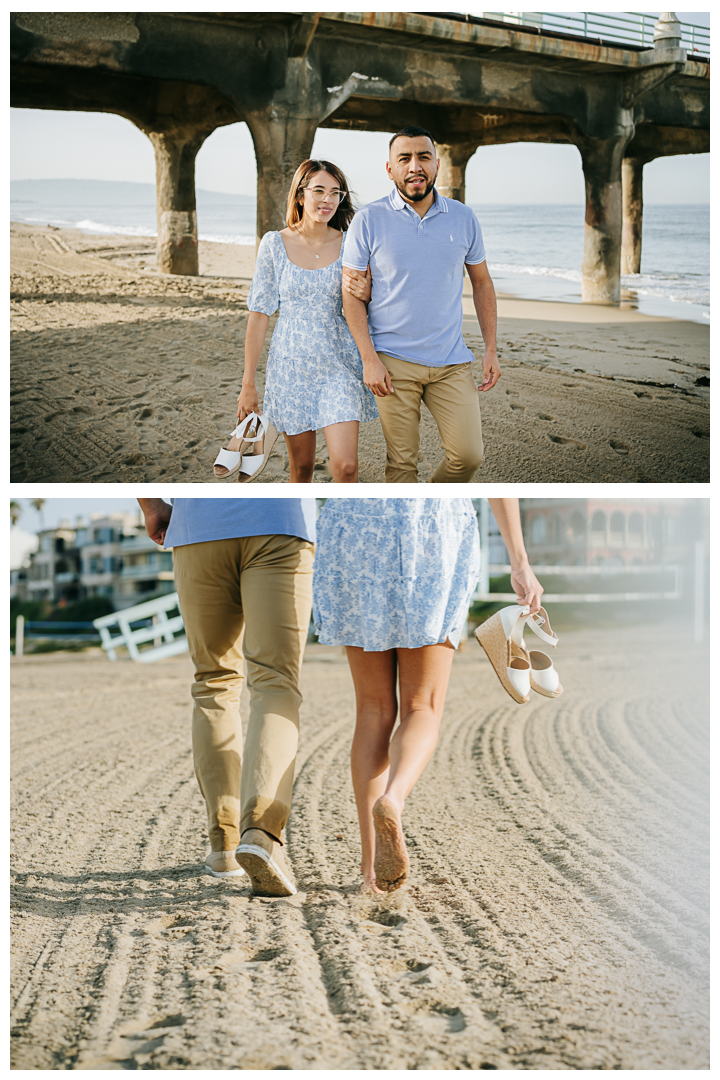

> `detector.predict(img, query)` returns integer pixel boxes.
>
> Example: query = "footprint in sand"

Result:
[407,960,432,973]
[505,389,519,397]
[547,435,587,450]
[509,403,526,412]
[537,413,556,422]
[609,439,631,455]
[367,909,406,928]
[691,427,709,439]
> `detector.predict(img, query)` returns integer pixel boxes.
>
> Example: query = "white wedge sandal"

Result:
[474,604,533,704]
[213,412,268,480]
[236,413,278,484]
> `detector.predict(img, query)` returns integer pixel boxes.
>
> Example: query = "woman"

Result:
[214,160,377,483]
[312,497,543,893]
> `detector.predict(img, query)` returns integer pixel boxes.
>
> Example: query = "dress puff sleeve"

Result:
[247,232,280,315]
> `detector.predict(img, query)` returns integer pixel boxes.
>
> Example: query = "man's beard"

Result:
[396,173,436,202]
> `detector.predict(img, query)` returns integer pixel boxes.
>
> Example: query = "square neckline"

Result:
[278,230,344,272]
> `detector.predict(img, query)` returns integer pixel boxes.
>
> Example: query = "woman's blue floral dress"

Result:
[313,499,481,651]
[247,231,378,435]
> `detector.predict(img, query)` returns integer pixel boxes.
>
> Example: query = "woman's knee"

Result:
[333,457,358,481]
[290,460,315,482]
[355,692,397,730]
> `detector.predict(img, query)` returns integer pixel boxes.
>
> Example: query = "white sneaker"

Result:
[236,829,297,896]
[204,850,246,878]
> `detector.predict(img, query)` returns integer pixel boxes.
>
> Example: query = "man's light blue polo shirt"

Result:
[343,187,486,368]
[164,499,316,547]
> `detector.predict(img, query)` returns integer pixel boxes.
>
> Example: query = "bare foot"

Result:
[361,876,383,895]
[372,795,409,892]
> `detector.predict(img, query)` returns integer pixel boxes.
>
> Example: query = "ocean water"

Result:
[10,179,709,323]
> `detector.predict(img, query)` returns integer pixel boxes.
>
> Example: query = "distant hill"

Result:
[10,178,255,206]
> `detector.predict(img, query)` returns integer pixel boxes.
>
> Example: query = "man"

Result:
[138,498,315,896]
[342,125,500,483]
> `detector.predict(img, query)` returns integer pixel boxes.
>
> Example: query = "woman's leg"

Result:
[323,421,360,483]
[374,641,455,889]
[345,646,398,889]
[284,430,316,483]
[385,641,455,809]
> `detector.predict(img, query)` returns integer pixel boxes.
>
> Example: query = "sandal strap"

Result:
[239,455,265,476]
[525,606,558,647]
[230,412,269,443]
[214,447,242,468]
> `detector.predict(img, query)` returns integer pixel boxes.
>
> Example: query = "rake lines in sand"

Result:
[471,692,708,983]
[403,684,707,1068]
[286,669,503,1069]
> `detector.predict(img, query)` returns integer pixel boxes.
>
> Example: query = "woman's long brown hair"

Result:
[286,159,355,232]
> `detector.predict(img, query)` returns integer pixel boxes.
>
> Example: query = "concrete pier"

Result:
[436,142,480,203]
[621,157,645,275]
[245,59,322,245]
[10,11,709,297]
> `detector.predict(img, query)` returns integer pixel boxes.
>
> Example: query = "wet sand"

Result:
[10,222,709,483]
[11,624,709,1069]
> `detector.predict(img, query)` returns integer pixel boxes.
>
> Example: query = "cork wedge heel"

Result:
[474,605,532,704]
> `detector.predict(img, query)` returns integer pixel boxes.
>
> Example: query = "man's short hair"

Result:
[389,126,436,153]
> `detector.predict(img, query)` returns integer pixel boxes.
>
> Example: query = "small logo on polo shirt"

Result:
[450,234,454,242]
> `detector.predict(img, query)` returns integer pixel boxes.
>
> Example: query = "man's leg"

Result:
[375,353,428,483]
[238,534,314,842]
[423,362,484,483]
[172,539,245,854]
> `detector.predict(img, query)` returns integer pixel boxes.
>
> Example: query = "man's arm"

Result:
[137,498,172,546]
[341,273,394,397]
[465,260,501,392]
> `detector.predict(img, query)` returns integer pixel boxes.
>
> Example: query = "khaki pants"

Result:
[173,534,314,852]
[376,352,484,483]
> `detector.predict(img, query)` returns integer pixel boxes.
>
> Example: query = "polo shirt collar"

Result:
[389,187,448,213]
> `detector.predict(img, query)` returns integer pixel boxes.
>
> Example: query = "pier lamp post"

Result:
[653,12,682,51]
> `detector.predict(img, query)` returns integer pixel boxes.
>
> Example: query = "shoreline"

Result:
[10,207,710,325]
[10,222,709,483]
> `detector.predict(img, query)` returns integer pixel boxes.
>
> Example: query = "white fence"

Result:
[93,592,188,663]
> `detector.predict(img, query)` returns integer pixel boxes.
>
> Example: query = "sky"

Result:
[9,11,710,206]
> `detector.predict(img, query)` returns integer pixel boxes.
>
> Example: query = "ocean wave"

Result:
[492,262,582,283]
[491,262,709,305]
[14,213,77,227]
[199,232,255,246]
[74,219,158,237]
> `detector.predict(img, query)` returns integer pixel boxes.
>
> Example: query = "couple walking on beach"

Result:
[138,496,542,895]
[213,125,500,485]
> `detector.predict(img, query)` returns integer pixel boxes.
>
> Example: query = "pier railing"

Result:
[460,11,710,58]
[475,563,682,604]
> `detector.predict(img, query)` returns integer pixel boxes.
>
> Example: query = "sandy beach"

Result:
[10,622,708,1069]
[10,222,709,483]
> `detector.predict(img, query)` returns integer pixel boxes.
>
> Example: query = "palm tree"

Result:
[10,501,21,528]
[31,498,45,529]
